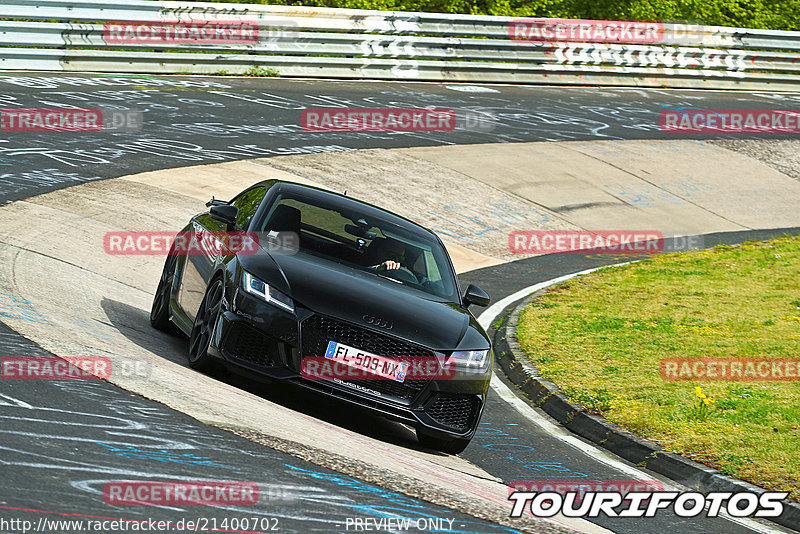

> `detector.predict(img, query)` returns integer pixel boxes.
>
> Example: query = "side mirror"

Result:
[210,204,239,230]
[463,284,491,308]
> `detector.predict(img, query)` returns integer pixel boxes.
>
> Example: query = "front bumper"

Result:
[208,287,490,439]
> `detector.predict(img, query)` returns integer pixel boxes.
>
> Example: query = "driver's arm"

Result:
[365,260,401,272]
[378,260,401,271]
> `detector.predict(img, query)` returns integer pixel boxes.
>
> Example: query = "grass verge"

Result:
[516,235,800,499]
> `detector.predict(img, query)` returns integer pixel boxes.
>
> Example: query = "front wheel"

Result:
[188,278,224,371]
[416,429,471,454]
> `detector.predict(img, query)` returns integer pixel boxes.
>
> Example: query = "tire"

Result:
[150,254,177,332]
[416,429,472,454]
[188,278,224,371]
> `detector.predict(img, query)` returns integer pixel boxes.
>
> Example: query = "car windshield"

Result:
[255,191,458,301]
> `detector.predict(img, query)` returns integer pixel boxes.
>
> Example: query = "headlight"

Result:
[242,271,295,313]
[448,349,490,370]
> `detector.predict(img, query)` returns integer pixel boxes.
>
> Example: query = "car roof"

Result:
[253,179,441,241]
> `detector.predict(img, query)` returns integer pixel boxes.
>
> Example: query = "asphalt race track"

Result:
[0,72,798,534]
[1,74,798,203]
[0,321,535,534]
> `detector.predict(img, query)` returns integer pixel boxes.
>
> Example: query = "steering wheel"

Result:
[385,266,419,284]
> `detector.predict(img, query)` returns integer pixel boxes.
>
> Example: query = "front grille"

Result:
[300,314,435,401]
[224,323,277,367]
[427,393,480,431]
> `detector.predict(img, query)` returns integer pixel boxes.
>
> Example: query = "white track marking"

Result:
[477,266,789,534]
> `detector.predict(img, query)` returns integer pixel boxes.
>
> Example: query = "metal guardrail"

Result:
[1,0,799,89]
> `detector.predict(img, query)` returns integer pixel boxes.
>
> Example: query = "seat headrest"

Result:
[265,204,301,233]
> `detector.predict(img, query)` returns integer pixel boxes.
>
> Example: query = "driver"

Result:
[368,238,408,272]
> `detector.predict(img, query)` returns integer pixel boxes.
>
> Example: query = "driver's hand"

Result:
[379,260,401,271]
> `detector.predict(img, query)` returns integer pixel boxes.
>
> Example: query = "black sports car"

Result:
[150,180,493,453]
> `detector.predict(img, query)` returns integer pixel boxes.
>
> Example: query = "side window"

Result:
[423,250,442,283]
[231,187,266,230]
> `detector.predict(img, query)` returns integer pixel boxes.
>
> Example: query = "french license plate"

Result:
[324,341,408,382]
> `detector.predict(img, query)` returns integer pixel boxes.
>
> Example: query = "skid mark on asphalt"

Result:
[0,352,531,534]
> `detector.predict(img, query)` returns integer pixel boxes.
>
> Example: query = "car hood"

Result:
[239,252,479,350]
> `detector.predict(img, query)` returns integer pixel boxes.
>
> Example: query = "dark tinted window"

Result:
[257,192,458,301]
[231,187,266,229]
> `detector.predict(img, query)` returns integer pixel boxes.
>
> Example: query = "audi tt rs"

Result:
[150,180,493,453]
